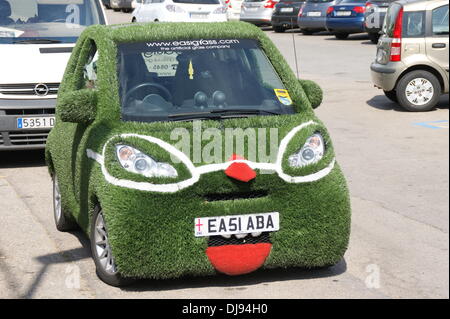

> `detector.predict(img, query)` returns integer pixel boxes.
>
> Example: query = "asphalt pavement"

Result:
[0,9,448,299]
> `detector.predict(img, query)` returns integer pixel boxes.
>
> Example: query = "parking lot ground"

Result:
[0,11,448,299]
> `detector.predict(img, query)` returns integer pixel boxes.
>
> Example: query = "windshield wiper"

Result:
[13,39,62,44]
[210,109,281,116]
[168,111,223,122]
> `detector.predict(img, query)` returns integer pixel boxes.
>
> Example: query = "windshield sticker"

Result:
[119,39,259,54]
[274,89,293,106]
[142,52,179,77]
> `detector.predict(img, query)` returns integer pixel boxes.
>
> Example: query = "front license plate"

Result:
[307,11,321,17]
[280,7,294,12]
[190,13,208,19]
[194,212,279,237]
[336,11,352,16]
[17,117,55,129]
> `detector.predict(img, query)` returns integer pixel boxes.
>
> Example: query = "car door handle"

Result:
[432,43,446,49]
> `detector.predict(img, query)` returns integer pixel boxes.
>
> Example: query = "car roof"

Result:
[81,21,268,46]
[395,0,448,11]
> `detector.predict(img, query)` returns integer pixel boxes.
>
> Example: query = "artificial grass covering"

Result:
[46,21,351,279]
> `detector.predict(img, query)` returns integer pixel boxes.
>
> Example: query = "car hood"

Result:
[0,44,73,84]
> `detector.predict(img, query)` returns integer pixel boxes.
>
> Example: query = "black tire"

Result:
[301,29,314,35]
[368,33,379,44]
[273,25,286,33]
[90,204,135,287]
[113,8,120,12]
[53,176,78,232]
[383,90,398,103]
[334,33,349,39]
[395,70,441,112]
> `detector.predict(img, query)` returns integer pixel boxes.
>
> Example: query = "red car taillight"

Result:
[353,6,365,13]
[264,0,278,9]
[326,6,334,15]
[390,7,403,62]
[298,5,304,16]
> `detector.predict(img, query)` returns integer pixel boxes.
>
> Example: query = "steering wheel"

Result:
[123,83,172,105]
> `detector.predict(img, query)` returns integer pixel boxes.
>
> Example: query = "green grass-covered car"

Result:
[46,21,351,287]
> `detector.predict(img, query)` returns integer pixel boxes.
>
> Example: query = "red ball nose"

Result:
[206,243,272,275]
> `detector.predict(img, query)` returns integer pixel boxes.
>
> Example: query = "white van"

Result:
[0,0,107,150]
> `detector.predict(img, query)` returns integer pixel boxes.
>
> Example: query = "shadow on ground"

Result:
[367,94,449,112]
[29,227,347,294]
[0,149,46,169]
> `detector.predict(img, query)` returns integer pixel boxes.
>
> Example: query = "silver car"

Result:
[240,0,279,26]
[297,0,342,34]
[371,0,449,111]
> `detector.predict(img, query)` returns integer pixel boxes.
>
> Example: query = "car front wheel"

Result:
[273,25,286,33]
[334,33,349,39]
[396,70,441,112]
[53,176,77,232]
[90,204,135,287]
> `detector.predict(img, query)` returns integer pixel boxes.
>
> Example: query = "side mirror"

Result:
[59,89,97,124]
[298,79,323,109]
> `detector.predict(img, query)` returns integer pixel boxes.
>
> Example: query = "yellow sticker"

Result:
[274,89,292,106]
[188,59,194,80]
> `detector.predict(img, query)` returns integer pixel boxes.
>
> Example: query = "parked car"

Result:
[46,21,351,287]
[240,0,279,26]
[271,0,305,32]
[225,0,244,20]
[325,0,367,39]
[297,0,342,34]
[111,0,133,12]
[0,0,107,151]
[102,0,112,9]
[371,0,449,111]
[131,0,227,23]
[364,0,396,43]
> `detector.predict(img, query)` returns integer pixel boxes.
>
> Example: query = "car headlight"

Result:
[116,144,178,178]
[288,133,325,168]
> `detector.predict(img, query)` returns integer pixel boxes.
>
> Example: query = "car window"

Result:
[117,39,294,123]
[0,0,104,44]
[403,11,425,37]
[82,41,99,89]
[382,2,401,37]
[432,5,449,36]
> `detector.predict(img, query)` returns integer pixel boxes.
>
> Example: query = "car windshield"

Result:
[117,39,295,123]
[0,0,104,44]
[172,0,220,4]
[339,0,365,3]
[306,0,334,3]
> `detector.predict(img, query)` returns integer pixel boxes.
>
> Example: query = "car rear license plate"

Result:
[280,7,294,12]
[307,11,321,17]
[246,7,258,11]
[190,13,208,19]
[378,7,388,13]
[194,212,279,237]
[336,11,352,16]
[17,117,55,129]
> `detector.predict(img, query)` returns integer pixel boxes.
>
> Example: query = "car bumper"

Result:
[240,10,273,25]
[271,14,299,28]
[370,61,405,91]
[0,98,55,151]
[326,17,365,33]
[297,16,327,30]
[92,163,351,279]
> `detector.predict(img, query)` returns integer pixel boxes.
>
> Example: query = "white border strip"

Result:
[86,121,336,193]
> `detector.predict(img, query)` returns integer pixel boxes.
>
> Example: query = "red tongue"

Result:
[206,243,272,275]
